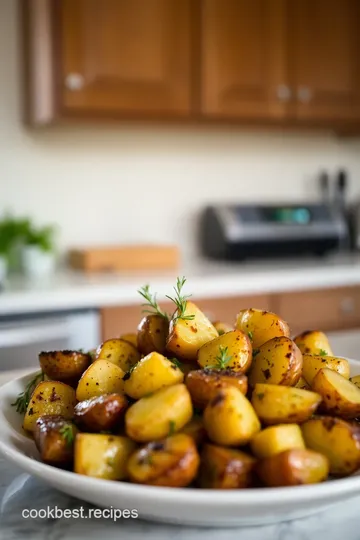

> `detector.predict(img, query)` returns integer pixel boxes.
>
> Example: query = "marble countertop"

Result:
[2,254,360,316]
[1,371,360,539]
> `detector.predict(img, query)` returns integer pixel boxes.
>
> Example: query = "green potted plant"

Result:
[22,223,56,278]
[0,215,24,283]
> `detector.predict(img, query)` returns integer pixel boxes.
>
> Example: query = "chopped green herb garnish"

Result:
[138,284,169,320]
[208,345,233,370]
[248,331,253,342]
[252,348,260,358]
[169,420,176,435]
[319,349,328,357]
[256,392,265,401]
[170,358,182,369]
[166,277,195,324]
[11,371,45,414]
[59,424,75,447]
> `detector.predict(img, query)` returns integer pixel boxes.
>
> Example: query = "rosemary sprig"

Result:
[319,349,328,357]
[208,345,233,370]
[11,371,45,414]
[138,284,169,320]
[166,276,195,324]
[59,424,75,447]
[170,358,182,369]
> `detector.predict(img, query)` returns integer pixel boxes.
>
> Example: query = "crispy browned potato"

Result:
[96,339,140,372]
[256,449,329,487]
[204,386,260,446]
[180,417,207,446]
[34,415,78,466]
[197,330,252,373]
[302,354,350,385]
[294,330,333,356]
[137,314,168,356]
[74,434,136,480]
[185,369,248,409]
[166,301,218,362]
[251,383,321,425]
[235,309,290,348]
[213,321,233,335]
[76,360,125,402]
[312,368,360,419]
[199,444,256,489]
[39,350,91,387]
[74,393,128,432]
[23,381,77,433]
[127,434,200,487]
[248,336,302,387]
[302,416,360,476]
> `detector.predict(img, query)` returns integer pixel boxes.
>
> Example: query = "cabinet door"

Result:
[201,0,288,120]
[59,0,193,117]
[288,0,360,122]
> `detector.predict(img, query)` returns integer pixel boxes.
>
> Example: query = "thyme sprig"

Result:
[138,284,169,320]
[11,371,45,414]
[166,276,194,324]
[208,345,233,370]
[59,424,75,447]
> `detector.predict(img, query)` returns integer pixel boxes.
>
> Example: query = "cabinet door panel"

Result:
[59,0,193,116]
[288,0,360,121]
[201,0,288,120]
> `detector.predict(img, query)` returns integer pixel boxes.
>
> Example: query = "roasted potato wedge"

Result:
[120,333,138,348]
[74,393,128,432]
[185,368,247,409]
[235,308,290,349]
[125,383,193,442]
[123,352,183,400]
[250,424,305,459]
[302,416,360,476]
[350,375,360,389]
[248,336,302,387]
[204,386,260,446]
[199,444,256,489]
[96,339,140,372]
[76,360,125,402]
[23,381,77,433]
[302,354,350,385]
[137,314,168,356]
[294,330,333,356]
[213,321,233,336]
[74,433,136,480]
[34,415,78,466]
[127,433,199,487]
[312,368,360,418]
[166,301,218,362]
[39,350,91,387]
[295,376,311,390]
[197,330,252,373]
[251,383,321,425]
[257,449,329,487]
[180,417,207,447]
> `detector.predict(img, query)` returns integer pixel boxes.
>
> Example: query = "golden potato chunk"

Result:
[248,336,302,387]
[96,339,140,372]
[312,368,360,419]
[235,308,290,349]
[137,314,168,356]
[302,354,350,385]
[125,384,193,442]
[76,360,125,402]
[295,376,311,390]
[34,415,78,466]
[74,393,128,432]
[250,424,305,459]
[39,350,91,387]
[74,433,136,480]
[251,383,321,425]
[302,416,360,476]
[199,444,256,489]
[350,375,360,389]
[203,386,260,446]
[166,301,218,362]
[257,449,329,487]
[294,330,333,356]
[23,381,76,433]
[123,352,183,400]
[197,330,252,373]
[127,434,200,487]
[185,368,247,409]
[212,321,233,335]
[120,333,138,348]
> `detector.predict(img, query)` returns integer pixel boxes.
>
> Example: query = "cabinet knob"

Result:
[276,85,292,102]
[297,86,312,103]
[65,73,85,91]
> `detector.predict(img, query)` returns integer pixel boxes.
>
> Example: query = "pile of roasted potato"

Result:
[15,277,360,489]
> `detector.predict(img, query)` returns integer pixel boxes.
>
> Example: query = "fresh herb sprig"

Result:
[11,371,45,414]
[319,349,328,357]
[208,345,233,370]
[166,276,194,324]
[138,284,169,320]
[59,424,75,447]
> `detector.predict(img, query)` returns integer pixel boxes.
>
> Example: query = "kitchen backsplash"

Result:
[1,0,360,259]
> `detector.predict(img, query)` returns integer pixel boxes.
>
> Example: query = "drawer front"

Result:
[101,294,271,340]
[275,287,360,334]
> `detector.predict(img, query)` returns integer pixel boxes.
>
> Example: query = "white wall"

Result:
[1,0,360,259]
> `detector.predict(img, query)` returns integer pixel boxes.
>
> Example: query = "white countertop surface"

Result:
[1,254,360,316]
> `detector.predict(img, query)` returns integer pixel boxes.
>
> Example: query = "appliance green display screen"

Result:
[264,207,311,224]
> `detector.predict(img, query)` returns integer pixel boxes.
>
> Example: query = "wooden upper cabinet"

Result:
[288,0,360,122]
[58,0,193,117]
[200,0,289,120]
